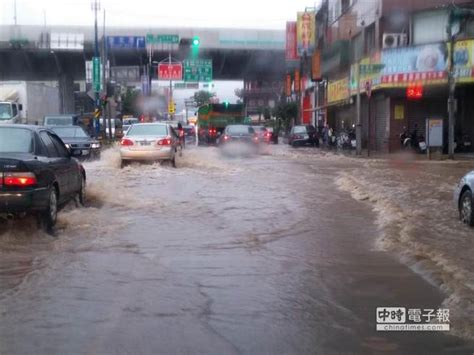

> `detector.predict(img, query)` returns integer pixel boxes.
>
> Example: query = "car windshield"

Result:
[52,127,88,138]
[0,103,12,120]
[44,116,73,126]
[293,126,307,133]
[0,128,33,153]
[127,124,168,136]
[227,126,254,134]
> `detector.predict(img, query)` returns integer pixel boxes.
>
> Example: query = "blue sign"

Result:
[107,36,146,49]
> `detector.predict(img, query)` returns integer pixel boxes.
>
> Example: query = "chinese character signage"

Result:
[107,36,146,49]
[453,40,474,83]
[183,59,213,82]
[297,11,316,56]
[285,74,292,96]
[286,22,298,61]
[158,63,183,80]
[327,77,349,104]
[312,51,321,81]
[294,70,300,93]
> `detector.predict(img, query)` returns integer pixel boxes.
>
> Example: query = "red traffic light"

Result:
[406,84,423,100]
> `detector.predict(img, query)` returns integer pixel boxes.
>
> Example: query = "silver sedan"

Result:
[454,171,474,226]
[119,123,181,168]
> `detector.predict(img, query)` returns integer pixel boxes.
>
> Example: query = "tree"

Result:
[121,88,140,116]
[272,101,297,133]
[234,88,244,100]
[193,90,215,107]
[263,107,271,121]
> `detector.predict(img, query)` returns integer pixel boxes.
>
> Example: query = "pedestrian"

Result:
[177,122,185,149]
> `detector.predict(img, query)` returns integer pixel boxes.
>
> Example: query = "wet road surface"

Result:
[0,147,473,354]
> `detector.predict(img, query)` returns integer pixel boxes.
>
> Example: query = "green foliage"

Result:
[272,101,297,132]
[193,90,215,107]
[121,88,140,116]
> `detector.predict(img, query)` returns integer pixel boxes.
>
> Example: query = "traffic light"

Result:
[192,36,200,47]
[223,100,229,109]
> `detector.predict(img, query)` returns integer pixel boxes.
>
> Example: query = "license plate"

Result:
[140,141,151,146]
[82,150,90,155]
[303,134,309,139]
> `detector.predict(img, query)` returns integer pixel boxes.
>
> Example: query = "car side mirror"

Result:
[70,149,83,157]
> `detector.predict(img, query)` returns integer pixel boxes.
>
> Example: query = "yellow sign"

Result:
[168,101,175,114]
[327,77,350,104]
[453,40,474,83]
[394,105,404,120]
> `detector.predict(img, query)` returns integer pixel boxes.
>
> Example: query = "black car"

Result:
[219,125,259,156]
[288,125,319,147]
[51,126,101,160]
[0,125,86,231]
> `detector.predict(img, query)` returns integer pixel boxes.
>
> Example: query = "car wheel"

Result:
[121,160,129,169]
[459,190,474,226]
[41,187,58,232]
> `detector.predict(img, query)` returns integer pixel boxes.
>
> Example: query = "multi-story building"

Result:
[316,0,474,152]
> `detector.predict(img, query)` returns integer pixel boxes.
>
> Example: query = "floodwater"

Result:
[0,145,472,354]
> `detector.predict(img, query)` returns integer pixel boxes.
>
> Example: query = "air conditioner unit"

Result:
[382,33,407,49]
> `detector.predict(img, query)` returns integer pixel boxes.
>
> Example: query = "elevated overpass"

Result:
[0,25,286,81]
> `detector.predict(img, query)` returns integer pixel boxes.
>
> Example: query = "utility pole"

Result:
[355,61,362,155]
[92,0,100,137]
[102,9,112,140]
[13,0,17,25]
[169,48,173,120]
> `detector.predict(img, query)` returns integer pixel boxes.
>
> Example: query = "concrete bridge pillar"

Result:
[58,73,75,114]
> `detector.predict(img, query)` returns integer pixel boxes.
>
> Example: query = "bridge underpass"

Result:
[0,24,286,115]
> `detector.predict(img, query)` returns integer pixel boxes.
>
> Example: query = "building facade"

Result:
[313,0,474,152]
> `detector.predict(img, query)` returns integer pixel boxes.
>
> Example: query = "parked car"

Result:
[51,126,101,160]
[119,123,181,168]
[219,124,259,156]
[0,125,86,231]
[289,125,319,147]
[43,114,80,126]
[454,171,474,226]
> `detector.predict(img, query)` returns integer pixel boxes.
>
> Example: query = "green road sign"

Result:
[359,64,385,75]
[92,57,101,93]
[146,34,179,45]
[183,59,212,82]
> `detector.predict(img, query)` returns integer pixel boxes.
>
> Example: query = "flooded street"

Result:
[0,146,473,354]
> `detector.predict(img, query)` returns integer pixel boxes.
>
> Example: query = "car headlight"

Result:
[65,143,71,149]
[91,143,100,149]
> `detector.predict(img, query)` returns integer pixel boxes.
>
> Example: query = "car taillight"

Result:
[265,132,271,137]
[158,138,172,146]
[121,138,134,146]
[3,172,37,187]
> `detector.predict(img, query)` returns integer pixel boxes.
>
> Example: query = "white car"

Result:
[119,123,181,168]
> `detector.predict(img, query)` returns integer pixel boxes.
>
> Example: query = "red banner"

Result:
[294,70,300,93]
[158,63,183,80]
[286,22,298,61]
[285,74,292,96]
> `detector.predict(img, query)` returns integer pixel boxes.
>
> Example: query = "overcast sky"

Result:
[1,0,319,29]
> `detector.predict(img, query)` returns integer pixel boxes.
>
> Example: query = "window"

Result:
[0,128,33,153]
[127,124,168,136]
[39,131,60,157]
[50,134,70,158]
[12,104,18,118]
[365,24,375,54]
[52,127,88,138]
[227,126,255,134]
[413,10,448,45]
